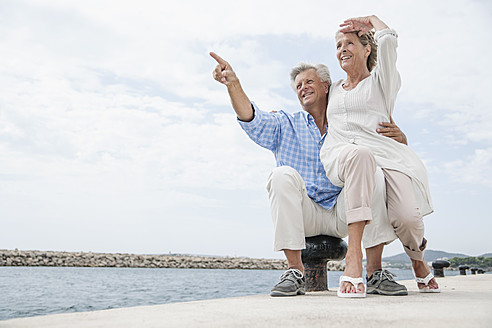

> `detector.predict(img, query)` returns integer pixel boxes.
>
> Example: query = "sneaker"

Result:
[366,269,408,296]
[270,268,306,297]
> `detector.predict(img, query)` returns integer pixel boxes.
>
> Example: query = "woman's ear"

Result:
[365,44,372,58]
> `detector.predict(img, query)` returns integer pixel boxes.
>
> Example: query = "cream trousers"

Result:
[266,164,397,252]
[338,144,427,261]
[382,167,427,261]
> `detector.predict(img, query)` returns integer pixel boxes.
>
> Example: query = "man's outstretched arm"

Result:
[210,52,254,122]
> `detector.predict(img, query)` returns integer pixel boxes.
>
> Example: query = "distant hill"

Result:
[383,249,470,264]
[479,253,492,258]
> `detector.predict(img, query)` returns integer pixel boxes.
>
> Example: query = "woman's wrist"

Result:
[369,15,389,31]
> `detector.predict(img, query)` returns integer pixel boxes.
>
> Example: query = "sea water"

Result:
[0,266,459,321]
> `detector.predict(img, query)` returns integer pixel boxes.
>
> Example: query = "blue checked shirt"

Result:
[238,102,342,210]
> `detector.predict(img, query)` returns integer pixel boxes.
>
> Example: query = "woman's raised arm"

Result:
[340,15,389,35]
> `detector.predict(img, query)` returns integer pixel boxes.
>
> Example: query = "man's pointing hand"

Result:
[210,52,239,86]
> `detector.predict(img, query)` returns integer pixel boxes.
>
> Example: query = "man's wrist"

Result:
[227,80,242,91]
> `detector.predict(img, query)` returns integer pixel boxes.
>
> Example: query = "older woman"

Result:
[320,15,439,297]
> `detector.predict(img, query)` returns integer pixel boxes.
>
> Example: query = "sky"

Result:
[1,0,491,260]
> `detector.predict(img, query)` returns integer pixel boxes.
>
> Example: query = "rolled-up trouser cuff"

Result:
[346,206,372,224]
[273,242,305,252]
[403,238,427,261]
[363,232,397,249]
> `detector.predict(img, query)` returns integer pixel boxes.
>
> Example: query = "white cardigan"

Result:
[320,28,433,216]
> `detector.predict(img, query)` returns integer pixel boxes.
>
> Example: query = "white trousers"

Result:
[337,144,427,261]
[266,165,397,252]
[383,168,426,261]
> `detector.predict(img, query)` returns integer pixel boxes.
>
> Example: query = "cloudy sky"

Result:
[1,0,491,260]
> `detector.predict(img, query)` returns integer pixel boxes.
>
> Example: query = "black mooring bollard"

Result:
[301,235,347,292]
[471,267,478,274]
[459,265,469,275]
[478,269,485,274]
[432,260,450,277]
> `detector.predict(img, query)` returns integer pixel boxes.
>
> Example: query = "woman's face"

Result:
[336,32,370,73]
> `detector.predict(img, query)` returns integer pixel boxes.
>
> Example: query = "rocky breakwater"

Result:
[0,249,345,271]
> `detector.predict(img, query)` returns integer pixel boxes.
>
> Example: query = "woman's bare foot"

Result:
[340,249,364,294]
[412,259,439,290]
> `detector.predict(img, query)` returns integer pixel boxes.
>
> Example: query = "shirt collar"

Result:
[302,111,328,131]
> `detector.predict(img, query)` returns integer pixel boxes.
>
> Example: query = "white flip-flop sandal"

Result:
[337,276,366,298]
[415,272,441,293]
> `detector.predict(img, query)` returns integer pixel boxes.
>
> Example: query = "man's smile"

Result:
[302,91,314,99]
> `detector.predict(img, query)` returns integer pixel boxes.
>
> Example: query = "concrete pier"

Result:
[1,274,491,327]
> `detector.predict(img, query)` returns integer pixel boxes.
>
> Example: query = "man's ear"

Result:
[323,81,329,93]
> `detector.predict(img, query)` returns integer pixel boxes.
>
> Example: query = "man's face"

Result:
[294,69,329,110]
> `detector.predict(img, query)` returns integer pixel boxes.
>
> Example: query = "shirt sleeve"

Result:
[374,28,401,116]
[237,102,281,151]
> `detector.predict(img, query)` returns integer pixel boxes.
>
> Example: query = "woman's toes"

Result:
[342,282,352,293]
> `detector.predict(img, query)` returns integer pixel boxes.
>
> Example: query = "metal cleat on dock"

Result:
[459,265,470,275]
[301,235,347,292]
[432,260,450,277]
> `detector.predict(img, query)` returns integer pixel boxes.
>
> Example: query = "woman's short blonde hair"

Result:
[358,30,377,72]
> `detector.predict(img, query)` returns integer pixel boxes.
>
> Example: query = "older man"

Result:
[210,52,408,296]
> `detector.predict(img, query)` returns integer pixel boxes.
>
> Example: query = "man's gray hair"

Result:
[290,62,332,91]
